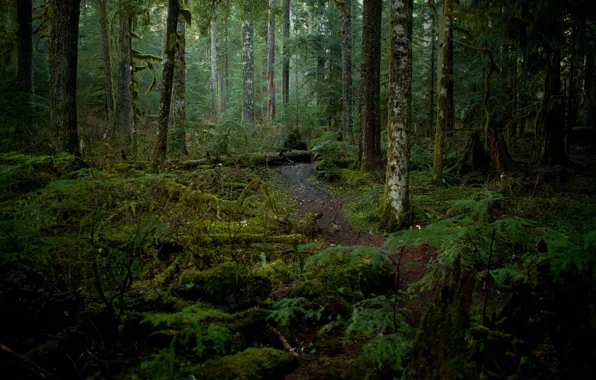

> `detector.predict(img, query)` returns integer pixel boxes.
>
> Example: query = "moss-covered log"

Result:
[177,150,313,169]
[201,233,305,246]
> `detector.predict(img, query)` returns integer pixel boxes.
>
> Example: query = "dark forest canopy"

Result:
[1,0,596,378]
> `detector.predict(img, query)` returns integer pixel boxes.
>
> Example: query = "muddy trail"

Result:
[274,163,383,246]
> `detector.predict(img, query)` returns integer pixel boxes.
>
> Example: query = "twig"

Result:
[268,325,299,357]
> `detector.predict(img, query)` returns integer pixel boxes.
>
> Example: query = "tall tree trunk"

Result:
[423,0,436,135]
[221,19,229,113]
[152,0,179,169]
[282,0,290,105]
[170,11,187,157]
[114,16,133,149]
[49,0,81,156]
[540,44,566,165]
[432,0,454,184]
[267,0,276,121]
[541,44,566,165]
[339,0,353,141]
[359,0,382,170]
[242,19,255,127]
[99,0,114,130]
[16,0,33,141]
[211,21,218,117]
[566,17,583,157]
[587,53,596,151]
[381,0,412,231]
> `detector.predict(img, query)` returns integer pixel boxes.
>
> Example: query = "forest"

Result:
[1,0,596,378]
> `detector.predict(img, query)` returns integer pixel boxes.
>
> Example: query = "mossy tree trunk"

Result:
[99,0,114,131]
[359,0,382,170]
[170,10,188,157]
[115,15,133,150]
[338,0,353,141]
[432,0,454,185]
[267,0,276,121]
[242,15,255,127]
[211,21,218,117]
[282,0,290,105]
[381,0,412,232]
[17,0,33,141]
[152,0,179,169]
[49,0,81,156]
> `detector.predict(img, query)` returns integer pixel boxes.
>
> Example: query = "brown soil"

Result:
[275,163,383,246]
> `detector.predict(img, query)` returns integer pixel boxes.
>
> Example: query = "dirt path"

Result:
[274,163,383,246]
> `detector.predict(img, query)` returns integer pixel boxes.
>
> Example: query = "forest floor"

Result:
[275,162,436,379]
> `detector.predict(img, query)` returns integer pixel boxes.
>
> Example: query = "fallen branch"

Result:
[268,325,300,357]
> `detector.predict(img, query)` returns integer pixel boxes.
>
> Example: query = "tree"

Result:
[99,0,115,130]
[359,0,382,170]
[267,0,276,121]
[152,0,179,169]
[338,0,353,141]
[381,0,413,231]
[49,0,81,156]
[432,0,454,184]
[242,4,255,127]
[282,0,290,105]
[16,0,33,96]
[211,21,218,117]
[422,0,436,135]
[170,5,188,157]
[114,14,133,149]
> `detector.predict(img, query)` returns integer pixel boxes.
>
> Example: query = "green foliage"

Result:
[194,347,298,380]
[267,297,322,327]
[302,245,393,298]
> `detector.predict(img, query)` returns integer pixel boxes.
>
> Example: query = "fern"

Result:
[267,297,321,326]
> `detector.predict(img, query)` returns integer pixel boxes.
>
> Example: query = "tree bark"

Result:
[242,19,255,127]
[282,0,290,105]
[587,53,596,151]
[339,0,353,141]
[541,44,566,165]
[17,0,33,95]
[381,0,412,231]
[359,0,382,170]
[566,17,583,157]
[170,11,187,157]
[49,0,81,156]
[267,0,276,121]
[211,21,218,117]
[423,0,436,135]
[152,0,180,169]
[114,16,133,149]
[99,0,114,130]
[432,0,454,184]
[16,0,33,141]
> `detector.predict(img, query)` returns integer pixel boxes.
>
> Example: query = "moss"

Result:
[193,347,298,379]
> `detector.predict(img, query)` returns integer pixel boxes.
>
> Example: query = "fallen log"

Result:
[177,150,313,170]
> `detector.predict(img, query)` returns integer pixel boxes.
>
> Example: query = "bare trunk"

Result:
[432,0,454,184]
[267,0,276,121]
[541,44,566,165]
[16,0,33,141]
[114,16,133,149]
[49,0,81,156]
[282,0,290,105]
[381,0,412,231]
[99,0,114,129]
[339,0,353,141]
[152,0,179,169]
[588,54,596,150]
[211,21,218,117]
[566,17,583,157]
[423,1,435,135]
[170,13,187,157]
[359,0,382,170]
[242,19,255,127]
